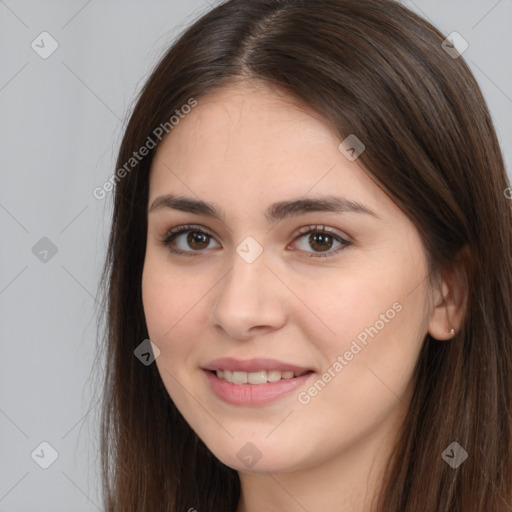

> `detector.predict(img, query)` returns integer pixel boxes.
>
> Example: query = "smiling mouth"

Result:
[209,369,312,385]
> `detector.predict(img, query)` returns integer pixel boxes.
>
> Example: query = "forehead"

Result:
[164,83,334,156]
[147,82,388,221]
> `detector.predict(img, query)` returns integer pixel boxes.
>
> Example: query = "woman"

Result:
[97,0,512,510]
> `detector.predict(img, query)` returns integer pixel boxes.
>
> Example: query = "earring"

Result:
[447,328,455,335]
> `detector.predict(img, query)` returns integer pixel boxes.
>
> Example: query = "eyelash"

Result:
[160,224,351,258]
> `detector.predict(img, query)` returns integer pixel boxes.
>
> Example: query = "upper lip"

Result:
[203,357,313,373]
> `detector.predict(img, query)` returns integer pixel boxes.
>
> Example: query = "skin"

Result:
[142,81,464,511]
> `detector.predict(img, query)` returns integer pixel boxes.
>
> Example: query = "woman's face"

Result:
[142,82,434,474]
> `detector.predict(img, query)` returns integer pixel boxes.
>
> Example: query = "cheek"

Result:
[298,268,402,354]
[141,257,206,411]
[141,253,202,358]
[292,276,426,449]
[302,255,428,383]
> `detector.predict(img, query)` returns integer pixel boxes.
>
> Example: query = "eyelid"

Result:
[292,224,350,242]
[161,224,213,244]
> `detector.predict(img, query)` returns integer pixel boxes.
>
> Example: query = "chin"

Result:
[199,434,305,474]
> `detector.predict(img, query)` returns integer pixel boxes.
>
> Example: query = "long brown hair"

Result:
[96,0,512,510]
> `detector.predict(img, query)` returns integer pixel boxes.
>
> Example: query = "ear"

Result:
[428,247,470,340]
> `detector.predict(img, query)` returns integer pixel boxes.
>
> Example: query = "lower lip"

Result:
[203,370,314,406]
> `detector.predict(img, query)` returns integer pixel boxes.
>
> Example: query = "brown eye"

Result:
[292,225,351,258]
[162,225,220,256]
[186,232,210,250]
[161,224,350,258]
[308,232,334,252]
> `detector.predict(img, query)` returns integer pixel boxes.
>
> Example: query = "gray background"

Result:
[0,1,510,510]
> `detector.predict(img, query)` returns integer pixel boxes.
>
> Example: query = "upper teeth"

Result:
[215,369,306,385]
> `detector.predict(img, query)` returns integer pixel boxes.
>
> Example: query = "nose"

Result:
[210,249,288,340]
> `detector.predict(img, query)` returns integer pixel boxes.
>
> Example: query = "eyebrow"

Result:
[148,194,378,222]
